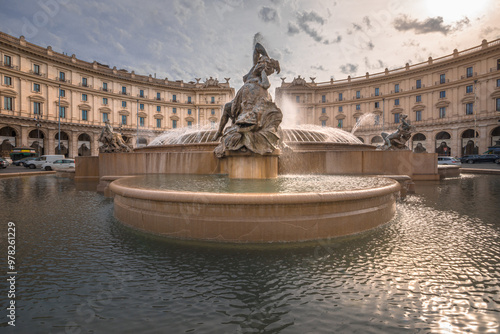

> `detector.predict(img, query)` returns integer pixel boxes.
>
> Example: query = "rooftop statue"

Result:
[99,121,132,153]
[213,43,283,158]
[378,114,414,150]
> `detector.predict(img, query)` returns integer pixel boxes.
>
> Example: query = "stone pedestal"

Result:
[225,150,280,179]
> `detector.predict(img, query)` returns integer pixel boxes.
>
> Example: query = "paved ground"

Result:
[459,162,500,170]
[0,165,53,174]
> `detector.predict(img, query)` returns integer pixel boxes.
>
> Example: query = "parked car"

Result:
[438,157,461,165]
[0,157,9,169]
[460,154,500,164]
[25,155,65,169]
[41,159,75,171]
[13,157,38,166]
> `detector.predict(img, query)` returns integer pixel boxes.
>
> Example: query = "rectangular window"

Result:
[59,89,65,97]
[394,99,399,106]
[139,117,145,127]
[374,102,380,108]
[157,92,161,100]
[33,64,40,74]
[122,101,127,107]
[82,110,88,120]
[440,74,445,84]
[466,67,473,78]
[339,93,343,101]
[59,106,66,118]
[466,85,473,93]
[156,106,161,112]
[140,89,144,97]
[103,82,108,91]
[497,98,500,111]
[122,86,127,94]
[156,119,161,128]
[82,94,87,101]
[497,79,500,87]
[103,97,108,105]
[211,96,215,103]
[416,79,421,89]
[321,108,326,114]
[4,55,11,66]
[4,76,11,85]
[439,107,446,118]
[188,96,192,103]
[34,83,40,92]
[211,109,215,115]
[188,109,192,115]
[103,113,108,122]
[498,59,500,70]
[321,120,326,127]
[82,77,87,86]
[172,94,177,102]
[356,104,360,110]
[172,108,177,114]
[33,102,41,115]
[59,72,65,81]
[338,119,343,128]
[339,106,343,112]
[466,103,474,115]
[416,95,422,102]
[416,110,422,121]
[121,115,127,125]
[375,88,379,96]
[4,97,13,110]
[296,96,300,103]
[394,113,400,123]
[356,91,360,99]
[394,84,400,93]
[140,103,144,110]
[172,120,177,128]
[439,91,446,98]
[187,121,192,128]
[322,95,326,102]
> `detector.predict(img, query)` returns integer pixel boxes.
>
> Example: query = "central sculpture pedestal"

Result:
[225,150,280,179]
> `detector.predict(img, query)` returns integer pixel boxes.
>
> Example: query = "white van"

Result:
[25,155,65,169]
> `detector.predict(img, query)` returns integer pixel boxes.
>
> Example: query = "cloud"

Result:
[258,6,279,23]
[287,22,300,35]
[339,63,358,75]
[311,65,326,71]
[364,57,385,70]
[393,15,470,35]
[295,10,326,42]
[363,16,372,29]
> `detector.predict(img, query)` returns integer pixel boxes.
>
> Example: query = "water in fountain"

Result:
[351,113,378,135]
[148,124,362,146]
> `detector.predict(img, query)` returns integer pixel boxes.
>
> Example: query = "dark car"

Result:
[0,157,9,168]
[461,154,500,164]
[13,157,38,166]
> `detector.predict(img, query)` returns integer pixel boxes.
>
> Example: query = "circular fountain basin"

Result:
[110,174,400,243]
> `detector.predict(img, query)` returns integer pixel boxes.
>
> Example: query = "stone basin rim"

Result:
[109,176,401,205]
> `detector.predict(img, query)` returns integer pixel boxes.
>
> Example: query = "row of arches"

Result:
[0,126,150,157]
[357,127,500,156]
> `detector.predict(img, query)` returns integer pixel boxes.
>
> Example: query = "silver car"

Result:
[41,159,75,171]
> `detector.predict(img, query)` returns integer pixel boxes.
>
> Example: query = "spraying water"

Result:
[351,113,378,135]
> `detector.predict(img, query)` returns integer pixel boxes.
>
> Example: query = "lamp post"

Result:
[34,109,42,157]
[58,83,61,154]
[136,99,139,148]
[473,80,478,151]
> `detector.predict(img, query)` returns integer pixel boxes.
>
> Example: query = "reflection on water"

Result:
[0,175,499,333]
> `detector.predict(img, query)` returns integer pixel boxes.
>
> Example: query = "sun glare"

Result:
[424,0,490,22]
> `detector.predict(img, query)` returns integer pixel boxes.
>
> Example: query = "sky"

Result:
[1,0,499,92]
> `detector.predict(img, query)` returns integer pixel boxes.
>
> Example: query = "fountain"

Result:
[81,42,439,243]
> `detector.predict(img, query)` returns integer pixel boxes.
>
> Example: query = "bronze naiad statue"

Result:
[98,121,132,153]
[213,43,283,158]
[378,114,414,150]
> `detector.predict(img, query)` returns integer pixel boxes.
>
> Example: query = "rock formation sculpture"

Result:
[213,43,283,158]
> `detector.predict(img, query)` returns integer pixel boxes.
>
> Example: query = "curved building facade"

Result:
[276,39,500,157]
[0,32,234,158]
